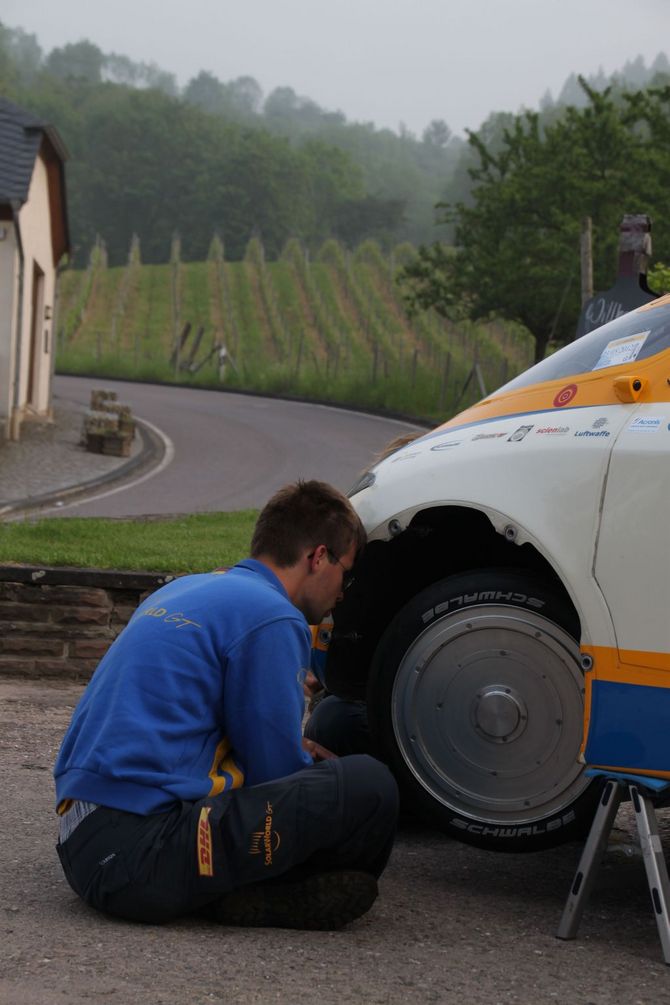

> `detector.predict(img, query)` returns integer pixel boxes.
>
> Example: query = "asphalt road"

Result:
[2,677,670,1005]
[51,375,423,518]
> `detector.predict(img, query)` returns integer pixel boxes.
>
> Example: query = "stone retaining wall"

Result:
[0,566,174,678]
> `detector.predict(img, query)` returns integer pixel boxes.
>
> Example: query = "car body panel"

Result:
[352,295,670,784]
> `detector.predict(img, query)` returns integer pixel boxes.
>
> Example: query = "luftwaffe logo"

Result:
[249,801,281,866]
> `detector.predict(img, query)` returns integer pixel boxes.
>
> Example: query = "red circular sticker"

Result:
[553,383,578,407]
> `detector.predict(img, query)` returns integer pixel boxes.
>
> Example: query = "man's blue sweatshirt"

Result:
[54,560,313,814]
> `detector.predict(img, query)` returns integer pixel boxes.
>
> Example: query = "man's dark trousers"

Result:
[56,754,398,923]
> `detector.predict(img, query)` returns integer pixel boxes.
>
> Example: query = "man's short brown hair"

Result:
[250,480,366,567]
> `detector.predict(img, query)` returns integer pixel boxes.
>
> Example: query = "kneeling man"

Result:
[54,480,398,930]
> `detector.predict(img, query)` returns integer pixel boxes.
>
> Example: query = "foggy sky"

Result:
[2,0,667,135]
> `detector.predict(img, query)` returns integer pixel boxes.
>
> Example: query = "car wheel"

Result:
[367,568,600,851]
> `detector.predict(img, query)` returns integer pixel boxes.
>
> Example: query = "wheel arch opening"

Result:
[325,503,581,699]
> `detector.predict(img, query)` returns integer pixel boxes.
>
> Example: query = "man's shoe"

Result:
[213,870,378,930]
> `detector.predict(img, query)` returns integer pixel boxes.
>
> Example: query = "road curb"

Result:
[0,418,166,520]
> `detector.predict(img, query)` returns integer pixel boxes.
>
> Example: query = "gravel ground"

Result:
[2,677,670,1005]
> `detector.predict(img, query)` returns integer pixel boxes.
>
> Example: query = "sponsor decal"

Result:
[628,416,663,432]
[421,591,545,625]
[249,801,281,867]
[472,432,508,441]
[197,806,214,877]
[592,417,608,429]
[574,429,610,438]
[508,425,533,442]
[553,384,578,407]
[430,440,461,451]
[593,330,649,371]
[535,425,569,436]
[390,451,420,463]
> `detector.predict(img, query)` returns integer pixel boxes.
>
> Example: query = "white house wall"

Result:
[12,151,56,434]
[0,223,18,438]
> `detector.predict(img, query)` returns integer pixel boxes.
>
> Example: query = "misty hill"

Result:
[1,21,667,266]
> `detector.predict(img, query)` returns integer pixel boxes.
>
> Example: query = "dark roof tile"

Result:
[0,98,66,206]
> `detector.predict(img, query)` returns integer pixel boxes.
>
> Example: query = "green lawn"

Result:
[0,511,259,574]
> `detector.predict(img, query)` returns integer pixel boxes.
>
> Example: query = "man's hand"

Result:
[302,737,337,761]
[302,670,323,700]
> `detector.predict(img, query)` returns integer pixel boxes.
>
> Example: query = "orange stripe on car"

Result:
[580,644,670,759]
[433,351,670,434]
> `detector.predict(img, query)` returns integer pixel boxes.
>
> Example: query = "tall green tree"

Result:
[400,81,670,362]
[45,41,104,83]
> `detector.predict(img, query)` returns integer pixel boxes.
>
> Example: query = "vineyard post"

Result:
[372,341,379,383]
[294,331,304,378]
[581,216,594,307]
[110,233,139,360]
[438,352,451,412]
[411,347,418,388]
[127,234,140,362]
[170,232,181,379]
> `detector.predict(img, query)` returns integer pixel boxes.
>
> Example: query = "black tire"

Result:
[367,568,601,852]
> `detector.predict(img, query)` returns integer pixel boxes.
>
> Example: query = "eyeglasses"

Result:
[326,549,355,591]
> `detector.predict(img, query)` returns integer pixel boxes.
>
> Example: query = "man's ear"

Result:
[309,544,328,570]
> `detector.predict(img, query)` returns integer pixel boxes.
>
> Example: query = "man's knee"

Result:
[305,695,369,756]
[339,753,399,822]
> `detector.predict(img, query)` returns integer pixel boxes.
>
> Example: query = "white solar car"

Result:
[322,293,670,851]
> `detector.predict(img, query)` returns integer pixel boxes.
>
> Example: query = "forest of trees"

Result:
[1,20,668,281]
[0,24,463,264]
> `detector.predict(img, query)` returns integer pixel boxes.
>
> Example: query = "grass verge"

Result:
[0,511,259,574]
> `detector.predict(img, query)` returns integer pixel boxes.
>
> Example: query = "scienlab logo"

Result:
[535,425,570,436]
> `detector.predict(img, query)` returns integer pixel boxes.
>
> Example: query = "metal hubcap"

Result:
[391,603,588,824]
[472,685,528,743]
